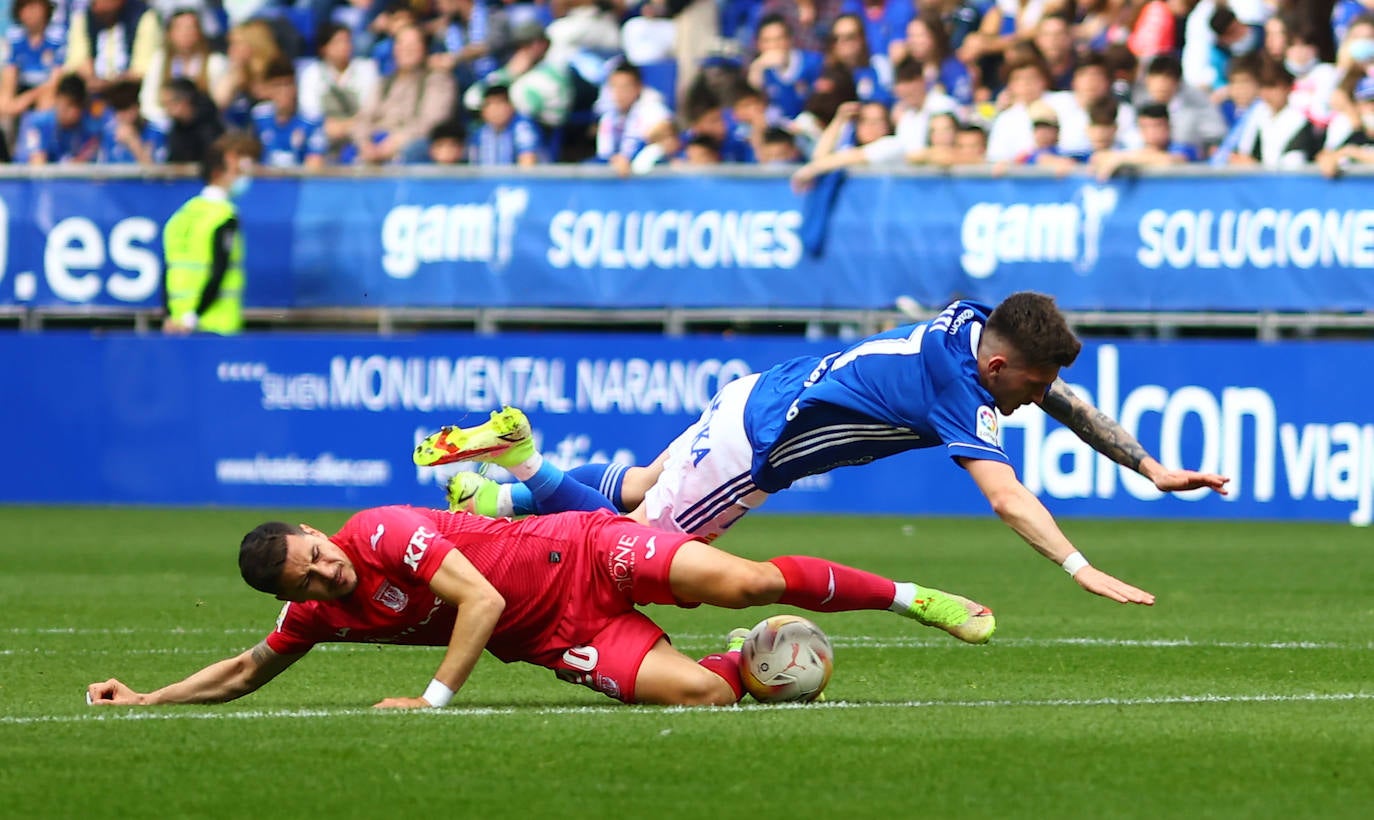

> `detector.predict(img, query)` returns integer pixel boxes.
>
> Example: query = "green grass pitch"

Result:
[2,506,1372,818]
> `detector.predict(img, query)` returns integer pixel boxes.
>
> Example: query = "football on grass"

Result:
[740,615,834,703]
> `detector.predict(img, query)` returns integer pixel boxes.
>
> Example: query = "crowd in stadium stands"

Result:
[2,0,1373,176]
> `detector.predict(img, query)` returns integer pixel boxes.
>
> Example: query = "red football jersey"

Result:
[265,506,609,663]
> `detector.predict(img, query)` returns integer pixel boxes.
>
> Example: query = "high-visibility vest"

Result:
[162,195,244,335]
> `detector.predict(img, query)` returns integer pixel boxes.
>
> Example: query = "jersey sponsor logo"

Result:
[404,526,436,571]
[374,581,410,613]
[976,405,1000,446]
[370,524,385,550]
[610,535,637,591]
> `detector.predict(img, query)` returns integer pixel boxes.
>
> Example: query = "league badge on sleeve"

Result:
[976,405,1000,446]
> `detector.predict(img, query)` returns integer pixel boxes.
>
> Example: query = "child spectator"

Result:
[681,133,723,165]
[1134,54,1227,156]
[1209,54,1262,165]
[470,84,543,166]
[756,124,801,163]
[15,73,101,163]
[1,0,64,121]
[679,85,753,162]
[595,62,672,175]
[1053,52,1139,159]
[426,118,467,164]
[1091,101,1197,180]
[1231,59,1319,169]
[1012,98,1076,172]
[99,77,166,163]
[953,121,987,164]
[747,14,824,120]
[252,57,327,169]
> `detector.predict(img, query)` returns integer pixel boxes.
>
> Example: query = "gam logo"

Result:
[959,185,1117,278]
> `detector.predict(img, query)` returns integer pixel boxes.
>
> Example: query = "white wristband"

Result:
[1061,551,1090,577]
[421,678,454,708]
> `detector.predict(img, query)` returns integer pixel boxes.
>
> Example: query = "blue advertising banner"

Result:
[6,332,1373,523]
[3,172,1373,312]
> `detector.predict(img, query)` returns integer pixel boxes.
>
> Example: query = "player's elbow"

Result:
[984,486,1027,522]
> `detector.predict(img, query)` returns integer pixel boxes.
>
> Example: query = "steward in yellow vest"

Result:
[162,132,261,335]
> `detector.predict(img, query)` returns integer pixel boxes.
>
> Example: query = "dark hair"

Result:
[1209,6,1238,37]
[200,130,262,182]
[13,0,53,22]
[165,76,200,104]
[909,12,952,64]
[239,522,298,595]
[986,292,1081,368]
[612,61,642,83]
[1101,42,1137,78]
[1002,44,1052,86]
[1145,54,1183,80]
[732,84,766,105]
[1076,52,1110,76]
[103,79,141,111]
[262,56,296,83]
[683,84,723,124]
[429,117,467,143]
[1227,53,1262,81]
[686,133,722,155]
[316,21,349,55]
[761,126,795,147]
[756,13,792,39]
[55,73,87,106]
[827,13,870,62]
[957,122,987,140]
[1087,97,1118,127]
[894,56,924,85]
[1256,58,1294,89]
[483,84,512,102]
[1137,101,1171,121]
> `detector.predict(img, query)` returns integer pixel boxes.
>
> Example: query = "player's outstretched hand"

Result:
[372,696,432,709]
[87,679,144,705]
[1151,468,1231,495]
[1073,566,1155,605]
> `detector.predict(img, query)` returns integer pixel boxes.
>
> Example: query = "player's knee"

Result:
[731,561,784,607]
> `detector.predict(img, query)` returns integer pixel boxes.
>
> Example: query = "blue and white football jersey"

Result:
[742,300,1008,493]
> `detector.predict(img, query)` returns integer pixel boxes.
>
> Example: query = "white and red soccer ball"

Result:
[740,615,834,703]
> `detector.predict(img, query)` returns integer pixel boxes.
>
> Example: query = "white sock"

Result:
[889,582,919,613]
[506,451,543,482]
[494,485,515,518]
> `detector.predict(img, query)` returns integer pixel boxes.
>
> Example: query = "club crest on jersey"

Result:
[374,581,409,613]
[976,405,1000,446]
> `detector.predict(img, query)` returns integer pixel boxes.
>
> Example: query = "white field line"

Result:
[4,632,1371,654]
[3,692,1373,726]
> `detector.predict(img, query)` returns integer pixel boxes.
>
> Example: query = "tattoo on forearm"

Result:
[1040,380,1151,472]
[248,641,274,667]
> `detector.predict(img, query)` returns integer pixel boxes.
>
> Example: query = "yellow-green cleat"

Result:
[446,471,502,517]
[904,588,996,645]
[414,407,535,468]
[725,627,750,653]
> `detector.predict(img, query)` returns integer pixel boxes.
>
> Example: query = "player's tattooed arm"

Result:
[1039,378,1151,473]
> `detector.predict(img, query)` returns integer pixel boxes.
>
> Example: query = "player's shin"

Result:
[767,556,898,612]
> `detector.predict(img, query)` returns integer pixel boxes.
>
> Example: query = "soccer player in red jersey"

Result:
[87,506,993,709]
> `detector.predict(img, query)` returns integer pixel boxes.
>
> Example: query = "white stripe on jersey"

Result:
[768,424,922,469]
[947,441,1004,456]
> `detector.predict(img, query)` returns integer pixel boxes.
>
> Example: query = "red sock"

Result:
[697,652,744,702]
[769,556,896,612]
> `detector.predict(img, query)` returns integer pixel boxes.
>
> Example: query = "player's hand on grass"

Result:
[1073,566,1155,606]
[87,679,145,705]
[1150,468,1231,496]
[372,696,433,709]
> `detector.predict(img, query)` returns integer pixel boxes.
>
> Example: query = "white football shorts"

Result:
[640,374,770,541]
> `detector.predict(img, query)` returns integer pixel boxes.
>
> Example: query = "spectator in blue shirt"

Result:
[425,118,467,164]
[895,12,973,106]
[469,84,543,166]
[15,72,102,163]
[252,57,328,169]
[371,0,419,77]
[825,12,893,105]
[99,77,166,164]
[427,0,508,88]
[678,84,754,163]
[747,14,823,120]
[839,0,915,61]
[1,0,63,119]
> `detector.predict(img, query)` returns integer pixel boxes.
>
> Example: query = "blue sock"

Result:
[522,459,615,513]
[567,463,631,512]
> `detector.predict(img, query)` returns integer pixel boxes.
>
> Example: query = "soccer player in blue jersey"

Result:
[252,58,327,169]
[416,292,1230,611]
